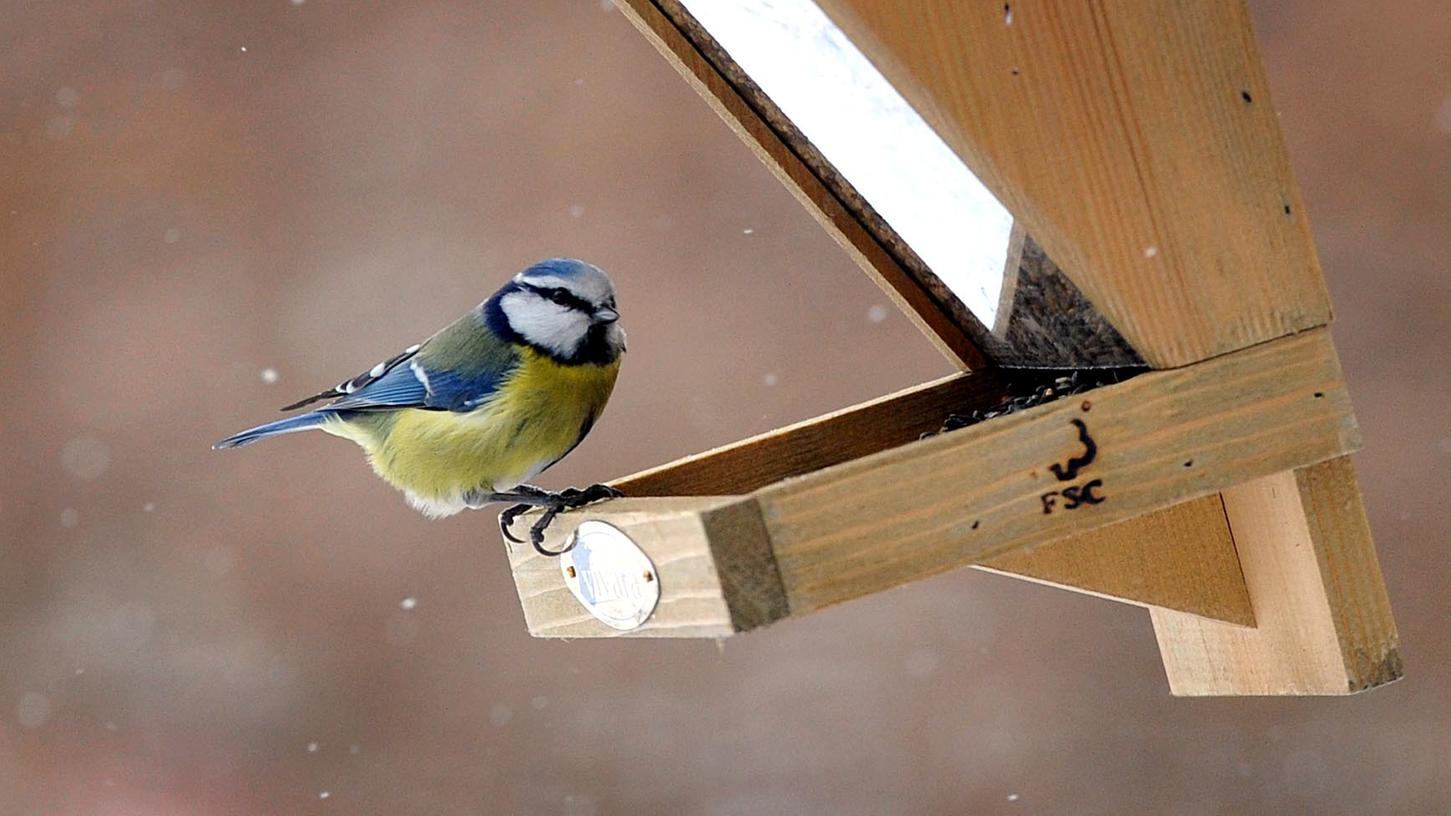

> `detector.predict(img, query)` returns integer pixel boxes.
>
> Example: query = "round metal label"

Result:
[560,521,660,631]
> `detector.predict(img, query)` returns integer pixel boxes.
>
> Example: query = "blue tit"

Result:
[215,258,626,547]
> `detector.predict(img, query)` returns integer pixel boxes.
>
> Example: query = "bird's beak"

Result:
[593,306,620,324]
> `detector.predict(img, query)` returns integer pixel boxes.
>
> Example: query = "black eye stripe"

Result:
[521,283,592,312]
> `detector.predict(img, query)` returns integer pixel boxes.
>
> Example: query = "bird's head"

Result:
[489,258,626,365]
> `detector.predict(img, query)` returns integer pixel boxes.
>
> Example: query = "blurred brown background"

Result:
[1,1,1448,813]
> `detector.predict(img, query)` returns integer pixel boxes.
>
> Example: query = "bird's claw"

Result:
[497,503,532,544]
[496,484,623,557]
[559,483,624,504]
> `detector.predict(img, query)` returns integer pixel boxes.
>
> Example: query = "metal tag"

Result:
[560,521,660,631]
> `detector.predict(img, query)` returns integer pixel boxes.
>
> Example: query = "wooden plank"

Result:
[614,369,1251,624]
[979,494,1252,625]
[615,370,1010,497]
[508,497,784,639]
[613,0,986,368]
[756,328,1356,615]
[812,0,1331,367]
[1151,457,1402,695]
[512,491,1254,637]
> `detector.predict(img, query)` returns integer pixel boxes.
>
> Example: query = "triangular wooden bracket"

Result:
[504,0,1400,697]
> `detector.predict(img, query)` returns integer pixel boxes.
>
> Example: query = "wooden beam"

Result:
[1151,457,1401,695]
[615,370,1010,497]
[514,329,1351,637]
[509,496,784,639]
[812,0,1330,367]
[513,492,1253,638]
[614,369,1251,624]
[756,328,1354,614]
[980,494,1251,625]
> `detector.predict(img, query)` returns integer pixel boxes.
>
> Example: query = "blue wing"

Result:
[278,343,426,411]
[277,311,520,415]
[327,358,511,413]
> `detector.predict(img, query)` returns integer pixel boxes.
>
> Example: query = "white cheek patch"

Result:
[499,291,589,358]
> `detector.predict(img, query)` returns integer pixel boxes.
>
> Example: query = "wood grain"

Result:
[614,370,1010,497]
[980,494,1252,625]
[812,0,1330,367]
[1151,457,1401,695]
[756,329,1357,615]
[614,369,1250,624]
[508,497,782,639]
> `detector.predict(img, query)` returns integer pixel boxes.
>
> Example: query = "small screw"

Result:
[1080,400,1092,412]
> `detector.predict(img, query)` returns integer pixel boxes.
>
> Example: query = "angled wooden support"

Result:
[812,0,1331,368]
[1153,457,1400,695]
[511,329,1350,637]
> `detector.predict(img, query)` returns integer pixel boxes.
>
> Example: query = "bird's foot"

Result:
[487,484,624,556]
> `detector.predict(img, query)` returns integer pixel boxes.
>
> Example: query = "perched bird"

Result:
[215,258,626,551]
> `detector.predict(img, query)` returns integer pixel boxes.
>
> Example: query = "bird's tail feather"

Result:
[213,412,330,449]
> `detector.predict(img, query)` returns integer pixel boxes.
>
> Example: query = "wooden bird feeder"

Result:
[507,0,1401,696]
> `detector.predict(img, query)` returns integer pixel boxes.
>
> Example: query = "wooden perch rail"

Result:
[510,328,1352,638]
[615,369,1252,624]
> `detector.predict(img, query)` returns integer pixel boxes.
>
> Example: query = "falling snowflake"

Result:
[17,692,51,729]
[61,437,110,481]
[45,117,73,140]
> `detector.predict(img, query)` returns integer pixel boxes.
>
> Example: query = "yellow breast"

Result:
[335,349,620,516]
